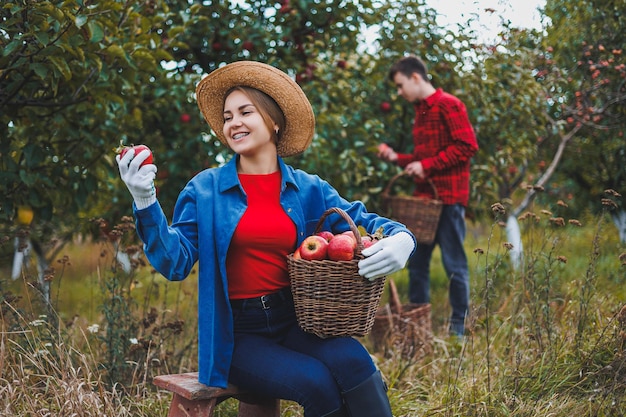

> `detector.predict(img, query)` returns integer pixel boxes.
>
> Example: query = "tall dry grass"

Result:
[1,192,625,416]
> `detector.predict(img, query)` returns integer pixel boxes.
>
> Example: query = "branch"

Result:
[512,122,584,217]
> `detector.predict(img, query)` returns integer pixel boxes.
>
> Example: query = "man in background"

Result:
[377,55,478,337]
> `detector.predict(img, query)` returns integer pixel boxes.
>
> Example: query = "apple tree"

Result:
[1,0,446,283]
[537,0,626,240]
[0,0,211,297]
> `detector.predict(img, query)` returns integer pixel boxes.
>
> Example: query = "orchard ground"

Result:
[2,205,626,416]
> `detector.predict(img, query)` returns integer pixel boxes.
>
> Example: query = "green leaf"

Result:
[87,20,104,43]
[22,143,47,166]
[31,63,49,80]
[106,44,126,60]
[34,32,50,46]
[2,39,21,57]
[75,14,88,28]
[48,55,72,80]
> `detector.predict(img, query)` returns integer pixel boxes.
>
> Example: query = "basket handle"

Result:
[388,278,402,315]
[314,207,363,256]
[382,172,439,200]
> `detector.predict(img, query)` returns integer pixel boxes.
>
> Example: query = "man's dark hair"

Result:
[388,55,429,82]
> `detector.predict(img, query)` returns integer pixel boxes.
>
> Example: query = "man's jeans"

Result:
[408,203,469,336]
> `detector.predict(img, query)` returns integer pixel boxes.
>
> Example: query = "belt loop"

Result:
[260,295,270,309]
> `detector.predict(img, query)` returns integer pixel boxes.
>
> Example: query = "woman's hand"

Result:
[116,148,158,209]
[358,232,415,281]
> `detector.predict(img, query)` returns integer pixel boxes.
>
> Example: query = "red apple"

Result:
[292,247,302,259]
[242,40,254,51]
[380,101,391,113]
[328,235,356,261]
[299,235,329,261]
[316,231,334,242]
[119,145,153,166]
[337,60,347,69]
[279,0,290,13]
[295,73,304,83]
[377,143,391,154]
[361,235,376,249]
[340,231,358,249]
[180,113,191,123]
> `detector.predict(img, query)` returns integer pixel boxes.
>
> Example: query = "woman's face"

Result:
[223,90,276,157]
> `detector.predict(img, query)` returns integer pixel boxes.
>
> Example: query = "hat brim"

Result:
[196,61,315,157]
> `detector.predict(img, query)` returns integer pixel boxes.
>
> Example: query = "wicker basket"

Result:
[370,278,432,360]
[287,207,386,339]
[381,172,443,245]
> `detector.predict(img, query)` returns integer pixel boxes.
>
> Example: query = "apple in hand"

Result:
[299,235,329,261]
[119,145,153,167]
[316,231,334,242]
[327,234,356,261]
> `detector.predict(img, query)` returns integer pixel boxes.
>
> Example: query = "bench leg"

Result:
[168,393,218,417]
[238,398,280,417]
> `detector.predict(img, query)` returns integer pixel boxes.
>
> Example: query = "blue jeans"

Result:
[228,290,376,417]
[408,204,469,336]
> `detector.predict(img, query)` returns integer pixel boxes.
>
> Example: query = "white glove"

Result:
[116,149,157,209]
[358,232,415,281]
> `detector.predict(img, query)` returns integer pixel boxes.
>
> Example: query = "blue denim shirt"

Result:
[133,155,415,388]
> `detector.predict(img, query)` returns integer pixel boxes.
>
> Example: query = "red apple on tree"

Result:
[328,235,356,261]
[380,101,391,113]
[299,235,329,261]
[180,113,191,123]
[279,0,290,13]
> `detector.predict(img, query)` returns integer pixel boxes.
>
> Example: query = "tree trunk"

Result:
[506,215,523,269]
[612,210,626,243]
[506,124,583,270]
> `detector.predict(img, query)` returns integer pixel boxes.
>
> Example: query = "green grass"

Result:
[1,205,625,416]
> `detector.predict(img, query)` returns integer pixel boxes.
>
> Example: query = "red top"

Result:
[226,171,295,299]
[395,88,478,206]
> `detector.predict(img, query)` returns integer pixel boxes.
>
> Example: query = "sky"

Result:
[424,0,547,42]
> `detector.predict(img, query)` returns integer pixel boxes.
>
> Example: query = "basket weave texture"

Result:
[370,278,433,360]
[382,172,443,245]
[287,207,386,339]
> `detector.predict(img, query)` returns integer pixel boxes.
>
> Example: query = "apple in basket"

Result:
[340,231,358,249]
[315,230,334,242]
[327,234,356,261]
[361,235,376,249]
[299,235,329,261]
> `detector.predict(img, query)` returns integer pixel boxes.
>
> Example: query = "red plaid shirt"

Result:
[395,89,478,206]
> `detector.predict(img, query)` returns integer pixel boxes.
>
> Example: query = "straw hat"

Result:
[196,61,315,157]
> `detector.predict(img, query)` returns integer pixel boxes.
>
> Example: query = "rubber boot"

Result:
[342,370,393,417]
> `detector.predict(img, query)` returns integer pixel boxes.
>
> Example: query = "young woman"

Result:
[117,61,415,417]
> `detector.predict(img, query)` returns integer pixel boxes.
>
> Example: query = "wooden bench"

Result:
[153,372,280,417]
